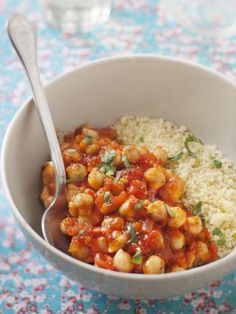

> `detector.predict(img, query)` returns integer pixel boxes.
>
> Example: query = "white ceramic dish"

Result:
[2,56,236,299]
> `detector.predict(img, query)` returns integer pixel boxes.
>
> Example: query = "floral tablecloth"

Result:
[0,0,236,313]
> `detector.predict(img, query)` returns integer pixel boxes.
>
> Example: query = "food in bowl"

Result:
[114,116,236,258]
[3,55,236,298]
[39,115,236,274]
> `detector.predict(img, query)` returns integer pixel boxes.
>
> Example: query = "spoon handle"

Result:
[7,15,66,187]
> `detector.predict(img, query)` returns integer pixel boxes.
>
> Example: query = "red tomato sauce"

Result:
[41,125,218,274]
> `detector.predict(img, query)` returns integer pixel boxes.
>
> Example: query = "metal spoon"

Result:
[7,15,69,253]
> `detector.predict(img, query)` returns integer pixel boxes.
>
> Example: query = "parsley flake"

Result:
[212,227,226,246]
[99,163,116,177]
[165,204,176,217]
[192,201,205,224]
[102,150,116,163]
[212,159,222,169]
[78,230,85,237]
[127,224,137,243]
[84,135,93,145]
[134,201,143,210]
[184,134,202,158]
[104,191,111,204]
[168,152,184,162]
[193,201,202,216]
[132,247,143,264]
[122,154,131,168]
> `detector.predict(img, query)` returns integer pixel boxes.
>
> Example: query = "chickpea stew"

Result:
[41,125,218,274]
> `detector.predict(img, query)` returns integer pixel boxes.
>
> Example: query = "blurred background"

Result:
[0,0,236,312]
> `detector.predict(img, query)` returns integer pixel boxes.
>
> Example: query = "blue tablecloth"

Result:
[0,1,236,312]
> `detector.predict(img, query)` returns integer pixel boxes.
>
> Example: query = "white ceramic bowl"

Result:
[2,56,236,299]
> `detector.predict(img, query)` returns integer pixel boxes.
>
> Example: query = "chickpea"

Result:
[113,249,133,272]
[108,231,129,253]
[185,250,196,268]
[112,151,122,166]
[68,205,78,217]
[112,178,126,195]
[79,133,100,155]
[146,200,167,222]
[78,215,98,225]
[66,183,80,203]
[95,237,109,253]
[154,146,168,165]
[40,187,53,208]
[78,207,92,216]
[144,167,166,190]
[102,217,125,230]
[153,230,165,250]
[66,163,87,182]
[143,255,165,274]
[167,207,187,228]
[74,193,94,209]
[88,168,105,190]
[69,192,94,217]
[187,216,203,236]
[169,230,185,250]
[119,197,136,218]
[170,265,186,272]
[159,173,184,203]
[94,253,114,270]
[69,239,92,262]
[60,217,80,236]
[63,149,81,166]
[195,241,210,263]
[60,219,68,235]
[86,143,100,156]
[82,127,99,139]
[125,145,142,164]
[42,161,55,186]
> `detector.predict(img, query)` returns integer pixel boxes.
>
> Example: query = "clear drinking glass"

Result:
[164,0,236,38]
[41,0,111,33]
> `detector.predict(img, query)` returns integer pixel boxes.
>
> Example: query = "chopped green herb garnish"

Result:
[192,201,205,224]
[165,205,176,217]
[193,201,202,216]
[168,152,184,162]
[212,227,226,246]
[184,134,202,158]
[127,224,137,243]
[212,159,222,169]
[217,237,226,246]
[78,230,85,237]
[132,247,143,264]
[99,163,116,177]
[99,150,117,177]
[104,191,111,204]
[102,150,116,164]
[140,136,144,142]
[84,135,93,145]
[134,201,143,210]
[122,154,131,168]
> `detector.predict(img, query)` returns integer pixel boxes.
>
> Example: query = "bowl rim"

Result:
[1,54,236,282]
